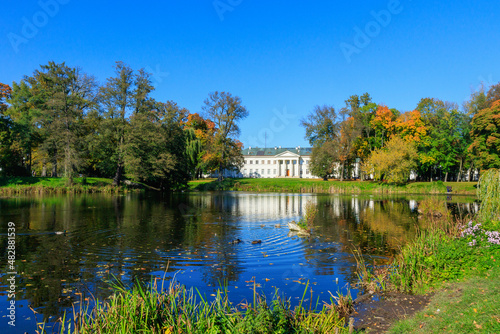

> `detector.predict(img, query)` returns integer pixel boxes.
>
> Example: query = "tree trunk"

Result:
[444,172,448,182]
[41,163,47,177]
[340,162,345,182]
[52,163,57,177]
[51,149,58,177]
[457,159,463,182]
[113,162,123,186]
[28,149,32,176]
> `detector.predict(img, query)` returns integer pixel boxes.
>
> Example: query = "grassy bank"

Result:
[0,177,143,194]
[189,178,477,195]
[388,265,500,333]
[355,171,500,332]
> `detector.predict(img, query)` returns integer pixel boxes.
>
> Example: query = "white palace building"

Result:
[237,146,316,178]
[214,146,364,179]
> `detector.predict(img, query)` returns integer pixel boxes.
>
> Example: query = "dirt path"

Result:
[353,292,433,333]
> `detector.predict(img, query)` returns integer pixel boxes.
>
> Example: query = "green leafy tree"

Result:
[15,62,96,182]
[309,141,337,180]
[202,91,248,180]
[337,114,360,181]
[124,101,190,190]
[301,105,339,180]
[7,80,45,175]
[302,105,360,181]
[415,98,462,181]
[97,62,154,185]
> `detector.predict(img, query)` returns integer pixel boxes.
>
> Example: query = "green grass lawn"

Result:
[388,265,500,333]
[0,176,138,194]
[0,176,113,187]
[188,178,477,195]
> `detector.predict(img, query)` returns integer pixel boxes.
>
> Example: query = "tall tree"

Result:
[302,105,359,181]
[486,82,500,106]
[302,105,339,145]
[469,100,500,169]
[309,142,337,181]
[202,91,248,180]
[7,80,42,175]
[15,62,96,181]
[183,113,216,179]
[416,98,461,181]
[301,105,339,180]
[98,62,135,185]
[337,115,360,181]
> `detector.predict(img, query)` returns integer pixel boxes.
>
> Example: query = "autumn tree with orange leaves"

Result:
[0,83,17,176]
[0,83,11,112]
[184,113,217,179]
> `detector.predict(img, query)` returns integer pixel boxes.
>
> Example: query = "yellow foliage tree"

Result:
[363,136,418,183]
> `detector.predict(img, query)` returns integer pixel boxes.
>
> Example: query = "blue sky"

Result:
[2,0,500,148]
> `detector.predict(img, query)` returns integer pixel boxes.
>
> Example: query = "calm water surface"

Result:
[0,192,477,333]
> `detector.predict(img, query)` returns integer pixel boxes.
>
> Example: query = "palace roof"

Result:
[242,147,312,156]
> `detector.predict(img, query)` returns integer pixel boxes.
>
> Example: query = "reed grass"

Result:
[188,178,477,195]
[36,276,352,334]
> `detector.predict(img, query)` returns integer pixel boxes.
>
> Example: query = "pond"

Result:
[0,192,477,333]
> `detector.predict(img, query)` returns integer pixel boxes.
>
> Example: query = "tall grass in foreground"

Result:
[39,278,353,334]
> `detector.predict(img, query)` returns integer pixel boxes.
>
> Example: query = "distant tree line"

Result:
[301,85,500,183]
[0,61,247,190]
